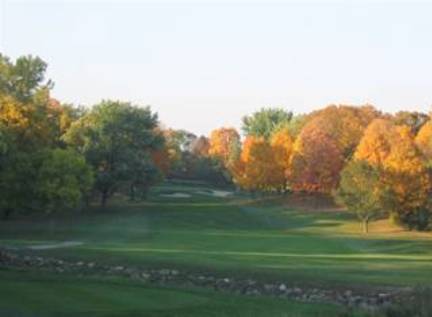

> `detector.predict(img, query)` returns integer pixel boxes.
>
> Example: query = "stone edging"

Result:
[0,248,409,311]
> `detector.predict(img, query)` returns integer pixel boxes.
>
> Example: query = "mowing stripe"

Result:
[83,246,432,261]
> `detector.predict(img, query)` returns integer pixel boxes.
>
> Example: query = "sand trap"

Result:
[160,193,191,198]
[28,241,84,250]
[211,190,233,197]
[196,190,233,198]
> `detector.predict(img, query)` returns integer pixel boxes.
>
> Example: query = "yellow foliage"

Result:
[208,127,240,164]
[231,136,286,191]
[416,120,432,160]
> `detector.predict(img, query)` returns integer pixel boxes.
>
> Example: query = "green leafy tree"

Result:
[36,149,94,212]
[64,100,163,206]
[242,107,292,139]
[0,54,52,102]
[336,160,385,233]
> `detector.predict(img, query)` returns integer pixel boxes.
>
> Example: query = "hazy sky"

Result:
[1,1,432,135]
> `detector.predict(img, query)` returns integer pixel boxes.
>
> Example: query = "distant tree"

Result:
[64,100,163,207]
[306,105,381,158]
[231,136,283,191]
[0,54,52,102]
[190,136,210,157]
[288,121,343,193]
[209,127,241,165]
[392,111,429,135]
[269,127,293,189]
[354,119,396,166]
[336,160,385,233]
[242,107,292,139]
[416,120,432,162]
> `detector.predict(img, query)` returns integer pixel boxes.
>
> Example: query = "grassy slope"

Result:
[0,269,349,317]
[1,180,432,317]
[2,181,432,288]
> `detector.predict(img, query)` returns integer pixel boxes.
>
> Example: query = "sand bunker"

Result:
[196,190,233,197]
[28,241,83,250]
[160,193,191,198]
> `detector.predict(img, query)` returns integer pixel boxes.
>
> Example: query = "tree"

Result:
[190,136,210,157]
[208,127,241,165]
[64,100,163,206]
[288,121,344,193]
[231,136,283,191]
[336,160,384,233]
[269,127,293,189]
[392,111,429,135]
[36,149,94,212]
[242,107,292,139]
[382,126,431,230]
[306,105,381,158]
[416,120,432,161]
[354,119,396,166]
[354,121,432,230]
[0,54,52,102]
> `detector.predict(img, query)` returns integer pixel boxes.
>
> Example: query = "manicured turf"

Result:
[0,269,348,317]
[1,180,432,315]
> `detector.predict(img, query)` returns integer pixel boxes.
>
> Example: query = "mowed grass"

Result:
[2,180,432,289]
[0,269,348,317]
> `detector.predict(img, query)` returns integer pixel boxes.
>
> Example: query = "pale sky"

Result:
[1,1,432,135]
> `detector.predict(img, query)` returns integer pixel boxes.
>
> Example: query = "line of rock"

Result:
[0,248,408,311]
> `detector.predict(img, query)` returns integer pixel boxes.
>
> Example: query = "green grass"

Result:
[0,269,348,317]
[1,180,432,315]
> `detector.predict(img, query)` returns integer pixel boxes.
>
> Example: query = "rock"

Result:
[87,262,95,268]
[279,284,287,291]
[223,278,230,283]
[160,269,170,275]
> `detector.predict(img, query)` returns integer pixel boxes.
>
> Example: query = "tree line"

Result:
[1,54,432,233]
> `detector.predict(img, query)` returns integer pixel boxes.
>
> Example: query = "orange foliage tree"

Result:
[354,120,431,229]
[416,120,432,161]
[306,105,381,158]
[231,136,285,191]
[208,127,240,165]
[288,122,343,193]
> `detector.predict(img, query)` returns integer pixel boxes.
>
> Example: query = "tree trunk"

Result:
[362,218,369,234]
[2,208,12,220]
[100,191,109,208]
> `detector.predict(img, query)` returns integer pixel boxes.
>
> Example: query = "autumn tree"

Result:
[382,126,431,230]
[354,119,396,166]
[208,127,241,165]
[231,136,284,191]
[353,120,432,230]
[288,121,344,193]
[392,111,429,135]
[242,107,292,139]
[306,105,381,158]
[190,136,210,157]
[0,54,92,218]
[416,120,432,162]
